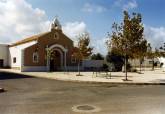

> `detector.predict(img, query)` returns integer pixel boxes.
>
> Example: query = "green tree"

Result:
[106,11,145,80]
[91,53,104,60]
[147,43,161,71]
[106,52,124,71]
[133,39,148,73]
[72,32,93,76]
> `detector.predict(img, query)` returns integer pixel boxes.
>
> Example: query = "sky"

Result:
[0,0,165,55]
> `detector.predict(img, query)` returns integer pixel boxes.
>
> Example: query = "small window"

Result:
[53,32,59,39]
[71,56,76,63]
[33,52,39,63]
[13,57,16,63]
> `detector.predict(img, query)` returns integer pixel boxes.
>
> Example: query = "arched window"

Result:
[53,32,59,39]
[33,52,39,63]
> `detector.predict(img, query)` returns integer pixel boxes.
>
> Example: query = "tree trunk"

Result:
[125,56,128,80]
[152,58,154,71]
[139,59,142,73]
[134,59,136,69]
[77,60,81,76]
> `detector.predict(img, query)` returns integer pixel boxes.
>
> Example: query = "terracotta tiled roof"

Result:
[10,32,49,47]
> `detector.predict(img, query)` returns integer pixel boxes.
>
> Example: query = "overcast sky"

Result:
[0,0,165,55]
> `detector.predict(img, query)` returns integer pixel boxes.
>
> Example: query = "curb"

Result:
[51,78,165,85]
[22,73,165,86]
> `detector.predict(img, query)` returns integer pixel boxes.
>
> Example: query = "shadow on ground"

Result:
[95,74,133,78]
[0,71,34,80]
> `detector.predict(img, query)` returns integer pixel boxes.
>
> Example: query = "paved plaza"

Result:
[1,68,165,84]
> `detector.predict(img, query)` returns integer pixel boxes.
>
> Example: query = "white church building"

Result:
[0,18,104,72]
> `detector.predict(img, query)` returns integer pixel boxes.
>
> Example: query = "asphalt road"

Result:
[0,71,165,114]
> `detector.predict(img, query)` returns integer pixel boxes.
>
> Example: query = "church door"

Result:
[49,50,62,71]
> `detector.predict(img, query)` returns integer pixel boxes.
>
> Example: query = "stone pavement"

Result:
[0,68,165,84]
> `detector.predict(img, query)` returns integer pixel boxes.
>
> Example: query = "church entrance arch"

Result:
[46,44,67,71]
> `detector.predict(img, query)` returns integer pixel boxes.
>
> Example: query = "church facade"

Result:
[0,18,79,72]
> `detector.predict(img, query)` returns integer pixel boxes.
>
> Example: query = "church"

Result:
[0,18,79,72]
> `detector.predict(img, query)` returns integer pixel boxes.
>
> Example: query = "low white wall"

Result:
[22,66,83,72]
[65,66,83,71]
[82,60,104,68]
[0,44,9,67]
[129,58,160,68]
[21,66,47,72]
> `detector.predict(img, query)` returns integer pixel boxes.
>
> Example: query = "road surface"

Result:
[0,71,165,114]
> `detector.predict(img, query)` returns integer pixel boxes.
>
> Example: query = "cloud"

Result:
[82,3,107,13]
[0,0,88,46]
[113,0,123,7]
[0,0,50,43]
[123,0,138,10]
[0,0,107,55]
[91,37,107,55]
[62,21,87,45]
[62,21,108,54]
[144,25,165,49]
[112,0,138,11]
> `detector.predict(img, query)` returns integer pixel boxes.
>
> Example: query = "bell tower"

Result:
[51,17,62,31]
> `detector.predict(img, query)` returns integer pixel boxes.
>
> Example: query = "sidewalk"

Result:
[0,68,165,85]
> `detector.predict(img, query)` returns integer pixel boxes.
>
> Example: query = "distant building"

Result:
[0,44,9,68]
[129,58,161,69]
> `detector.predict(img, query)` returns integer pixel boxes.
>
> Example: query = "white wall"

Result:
[158,57,165,71]
[9,41,37,68]
[21,66,47,72]
[0,44,9,67]
[65,66,83,71]
[9,46,22,68]
[82,60,104,68]
[129,58,160,68]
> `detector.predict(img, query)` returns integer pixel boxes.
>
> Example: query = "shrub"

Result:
[102,64,109,71]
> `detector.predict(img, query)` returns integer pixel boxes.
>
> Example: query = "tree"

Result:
[147,43,161,71]
[45,47,57,72]
[133,39,148,73]
[106,52,124,71]
[91,53,104,60]
[71,47,83,75]
[72,32,93,76]
[106,11,145,80]
[159,43,165,57]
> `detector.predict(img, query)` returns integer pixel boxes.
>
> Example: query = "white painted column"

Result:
[21,49,24,72]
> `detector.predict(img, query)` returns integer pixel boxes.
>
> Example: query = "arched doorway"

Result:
[46,44,67,71]
[50,49,63,71]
